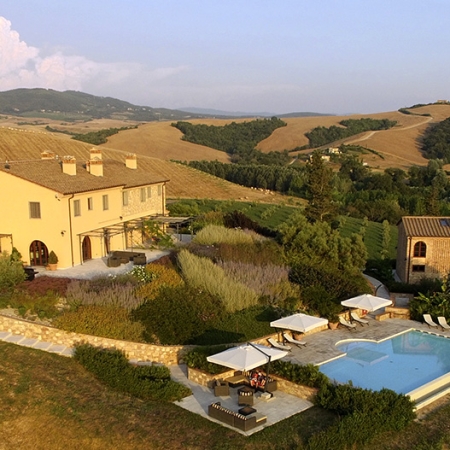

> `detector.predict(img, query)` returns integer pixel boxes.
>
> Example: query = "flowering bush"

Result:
[130,265,156,284]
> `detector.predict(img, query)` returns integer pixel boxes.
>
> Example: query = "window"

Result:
[412,265,425,272]
[29,202,41,219]
[413,241,427,258]
[140,188,146,202]
[147,186,152,198]
[102,194,109,211]
[87,197,93,210]
[122,191,129,206]
[157,185,162,196]
[74,199,81,217]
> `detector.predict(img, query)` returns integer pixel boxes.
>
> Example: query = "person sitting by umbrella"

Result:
[257,370,266,388]
[250,370,259,388]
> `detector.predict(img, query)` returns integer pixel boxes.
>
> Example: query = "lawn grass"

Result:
[0,340,336,450]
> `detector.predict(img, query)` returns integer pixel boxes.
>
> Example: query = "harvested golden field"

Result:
[101,107,450,170]
[104,121,230,163]
[0,127,281,202]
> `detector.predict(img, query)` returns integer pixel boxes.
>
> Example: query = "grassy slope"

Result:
[0,341,335,450]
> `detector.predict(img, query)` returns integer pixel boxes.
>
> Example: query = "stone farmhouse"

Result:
[0,149,168,268]
[396,216,450,283]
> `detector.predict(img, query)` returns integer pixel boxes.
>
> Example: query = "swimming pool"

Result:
[319,330,450,395]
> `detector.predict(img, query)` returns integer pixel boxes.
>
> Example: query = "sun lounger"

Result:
[438,316,450,331]
[282,332,306,347]
[339,316,357,331]
[423,314,439,328]
[351,312,369,326]
[267,338,291,351]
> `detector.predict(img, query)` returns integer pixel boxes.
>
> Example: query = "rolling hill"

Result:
[0,126,282,202]
[0,88,209,122]
[103,106,450,171]
[2,89,450,179]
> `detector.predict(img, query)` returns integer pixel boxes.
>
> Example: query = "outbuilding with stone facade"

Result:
[396,216,450,283]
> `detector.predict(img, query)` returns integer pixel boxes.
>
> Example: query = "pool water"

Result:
[319,330,450,394]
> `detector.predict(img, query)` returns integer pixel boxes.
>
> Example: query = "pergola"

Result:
[77,215,193,256]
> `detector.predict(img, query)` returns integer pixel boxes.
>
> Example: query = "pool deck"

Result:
[285,316,449,366]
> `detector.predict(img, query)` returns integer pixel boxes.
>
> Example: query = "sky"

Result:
[0,0,449,115]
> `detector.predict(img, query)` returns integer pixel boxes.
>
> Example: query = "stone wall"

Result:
[187,366,317,401]
[0,315,193,365]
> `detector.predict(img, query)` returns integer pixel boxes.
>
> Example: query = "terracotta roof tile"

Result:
[0,158,168,195]
[401,216,450,237]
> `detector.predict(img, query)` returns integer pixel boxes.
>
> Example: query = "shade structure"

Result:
[341,294,392,312]
[206,343,288,372]
[270,313,328,334]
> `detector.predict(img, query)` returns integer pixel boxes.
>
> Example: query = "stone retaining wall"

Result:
[187,366,317,401]
[0,315,193,365]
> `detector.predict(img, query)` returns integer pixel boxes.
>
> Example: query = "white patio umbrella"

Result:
[270,313,328,333]
[206,343,288,372]
[341,294,392,312]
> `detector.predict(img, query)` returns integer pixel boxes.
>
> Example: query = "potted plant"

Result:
[47,251,58,271]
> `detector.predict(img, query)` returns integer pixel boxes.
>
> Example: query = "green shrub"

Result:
[271,360,329,389]
[308,384,416,449]
[289,261,370,302]
[178,249,258,312]
[0,251,26,293]
[73,343,191,401]
[133,285,224,345]
[184,345,231,375]
[8,289,60,319]
[54,305,145,342]
[191,306,277,345]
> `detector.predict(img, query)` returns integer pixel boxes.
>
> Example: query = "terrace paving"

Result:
[286,316,443,366]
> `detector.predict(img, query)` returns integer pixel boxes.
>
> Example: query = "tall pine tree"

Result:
[304,151,336,222]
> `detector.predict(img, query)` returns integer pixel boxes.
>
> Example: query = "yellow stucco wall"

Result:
[0,170,166,268]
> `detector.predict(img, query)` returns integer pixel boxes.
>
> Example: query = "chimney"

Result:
[125,153,137,169]
[62,156,76,176]
[41,151,55,160]
[89,147,102,160]
[89,158,103,177]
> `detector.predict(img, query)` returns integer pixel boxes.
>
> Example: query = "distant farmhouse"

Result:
[0,149,168,268]
[396,216,450,283]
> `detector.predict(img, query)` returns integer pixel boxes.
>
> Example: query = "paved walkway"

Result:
[34,248,170,280]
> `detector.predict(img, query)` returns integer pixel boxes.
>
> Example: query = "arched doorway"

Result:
[82,236,92,261]
[29,240,48,266]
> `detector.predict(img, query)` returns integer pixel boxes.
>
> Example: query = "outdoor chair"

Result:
[213,379,230,397]
[339,316,357,331]
[423,314,439,329]
[438,316,450,331]
[282,332,306,347]
[267,337,292,351]
[350,312,369,326]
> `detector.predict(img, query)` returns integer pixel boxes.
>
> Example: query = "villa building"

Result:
[0,149,168,268]
[396,216,450,283]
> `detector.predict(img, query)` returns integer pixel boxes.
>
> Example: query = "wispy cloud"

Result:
[0,16,188,95]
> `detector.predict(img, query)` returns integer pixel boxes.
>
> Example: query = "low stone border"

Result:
[0,314,193,365]
[187,366,317,401]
